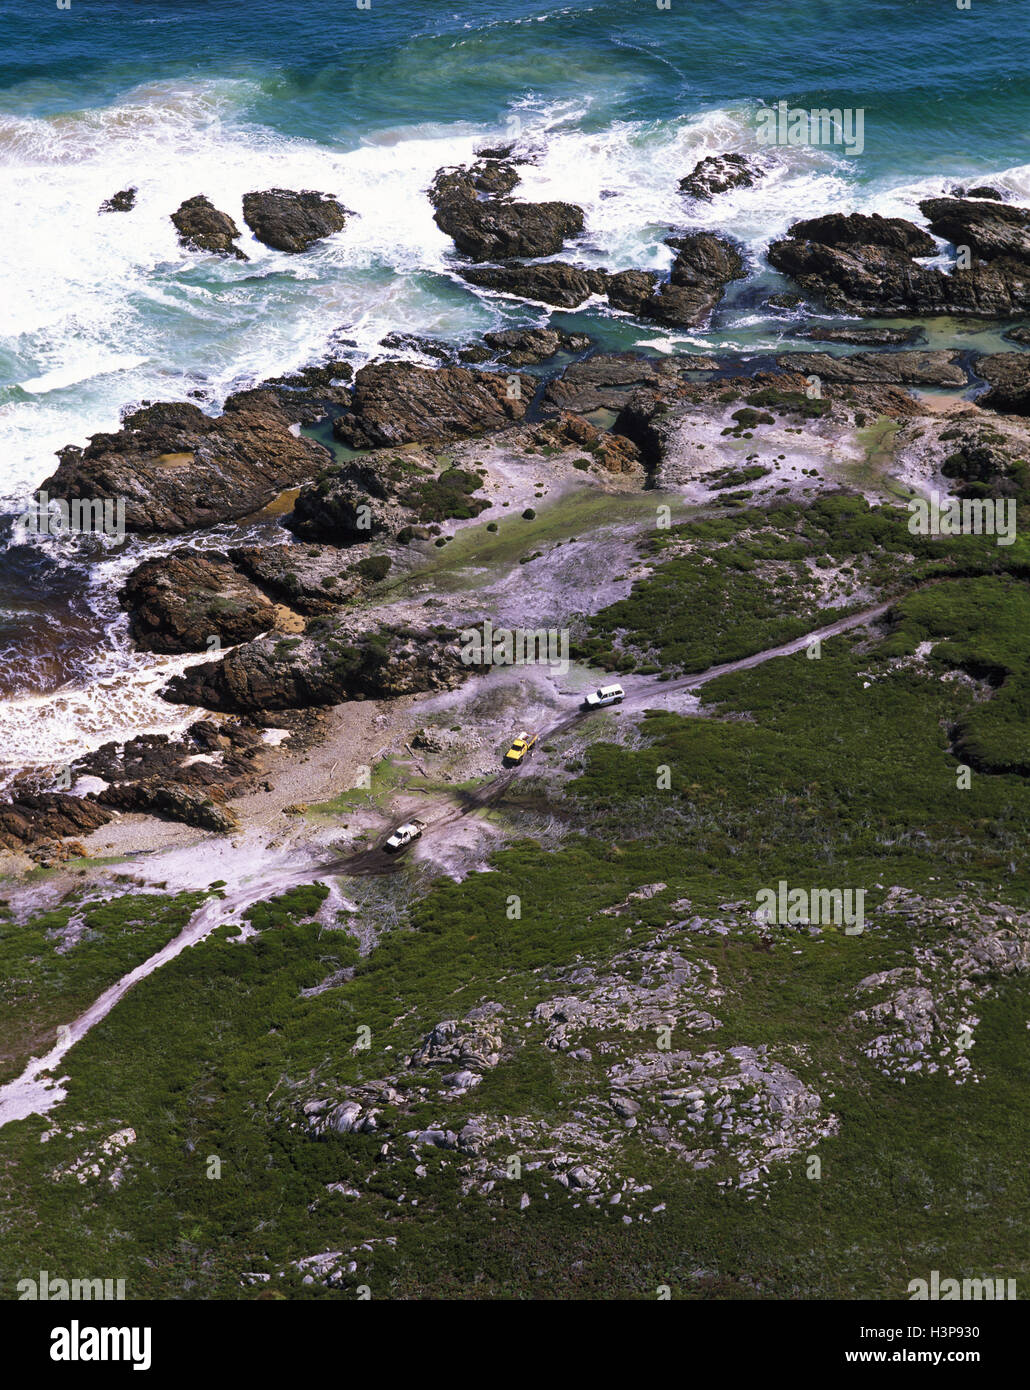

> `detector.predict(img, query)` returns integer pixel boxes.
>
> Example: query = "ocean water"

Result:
[0,0,1028,778]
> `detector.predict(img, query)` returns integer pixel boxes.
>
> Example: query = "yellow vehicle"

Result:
[504,730,538,765]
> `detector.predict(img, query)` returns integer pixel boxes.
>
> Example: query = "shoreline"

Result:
[2,165,1030,874]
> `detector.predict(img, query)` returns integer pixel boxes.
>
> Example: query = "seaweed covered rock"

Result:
[290,444,490,544]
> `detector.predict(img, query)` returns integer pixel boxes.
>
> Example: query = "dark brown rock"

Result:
[679,153,763,200]
[120,549,278,654]
[331,362,532,449]
[604,234,745,328]
[163,619,474,713]
[471,159,520,196]
[434,196,584,260]
[256,360,354,422]
[541,353,682,414]
[0,793,113,853]
[242,188,350,252]
[768,206,1030,318]
[483,327,591,365]
[768,236,1027,318]
[786,213,937,256]
[41,392,331,533]
[99,187,137,213]
[171,195,247,259]
[460,261,605,307]
[918,196,1030,262]
[973,352,1030,415]
[95,781,239,832]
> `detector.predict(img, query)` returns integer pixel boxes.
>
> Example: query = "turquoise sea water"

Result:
[0,0,1028,766]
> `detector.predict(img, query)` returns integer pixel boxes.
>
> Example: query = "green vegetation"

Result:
[412,468,491,523]
[4,493,1030,1302]
[349,555,392,584]
[576,495,1030,675]
[0,891,207,1084]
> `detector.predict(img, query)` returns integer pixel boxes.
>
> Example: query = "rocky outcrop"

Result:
[679,153,763,200]
[330,362,532,449]
[170,195,247,259]
[461,237,744,325]
[541,352,715,415]
[0,793,113,855]
[241,188,350,252]
[163,619,472,712]
[766,292,804,309]
[460,261,606,307]
[802,325,924,346]
[955,185,1005,201]
[787,213,937,257]
[426,153,530,207]
[0,721,265,847]
[41,391,331,533]
[482,327,591,365]
[230,543,382,615]
[768,206,1030,317]
[256,359,355,422]
[469,159,521,197]
[527,413,644,475]
[408,1012,504,1071]
[290,444,490,545]
[99,187,136,213]
[120,550,279,654]
[434,194,584,260]
[775,350,967,387]
[378,333,460,363]
[96,781,238,832]
[607,233,745,327]
[972,352,1030,415]
[918,196,1030,262]
[80,720,265,832]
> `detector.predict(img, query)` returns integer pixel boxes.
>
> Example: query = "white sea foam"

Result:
[0,649,207,791]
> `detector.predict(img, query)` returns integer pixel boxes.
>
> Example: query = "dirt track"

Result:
[326,599,892,874]
[0,598,893,1129]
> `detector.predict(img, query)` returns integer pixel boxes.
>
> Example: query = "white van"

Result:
[582,683,625,709]
[384,820,425,852]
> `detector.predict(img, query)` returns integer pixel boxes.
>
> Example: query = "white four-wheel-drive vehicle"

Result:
[582,683,625,709]
[384,819,425,852]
